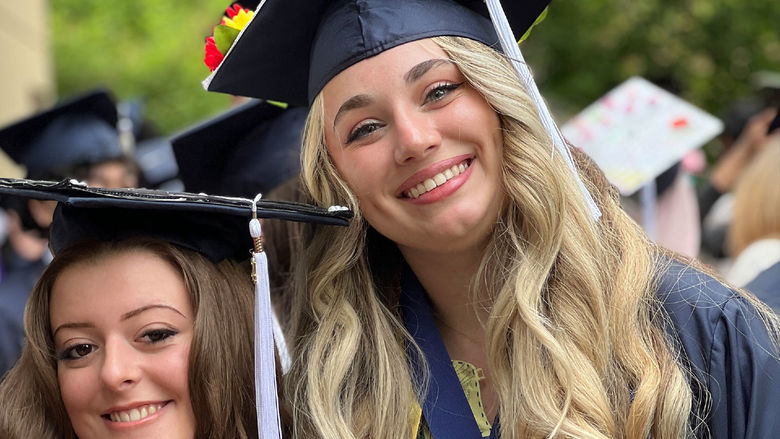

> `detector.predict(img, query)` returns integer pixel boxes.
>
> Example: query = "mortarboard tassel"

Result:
[484,0,602,220]
[249,194,282,439]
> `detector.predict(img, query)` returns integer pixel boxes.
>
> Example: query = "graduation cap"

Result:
[0,177,351,438]
[204,0,549,106]
[0,89,122,180]
[171,100,305,197]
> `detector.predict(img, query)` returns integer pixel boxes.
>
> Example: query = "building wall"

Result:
[0,0,54,177]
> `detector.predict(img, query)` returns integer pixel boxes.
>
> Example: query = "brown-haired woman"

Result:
[0,237,257,439]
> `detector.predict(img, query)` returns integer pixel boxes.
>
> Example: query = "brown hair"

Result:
[0,238,257,439]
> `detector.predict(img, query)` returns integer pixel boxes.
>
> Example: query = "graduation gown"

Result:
[402,258,780,438]
[744,261,780,314]
[0,244,47,375]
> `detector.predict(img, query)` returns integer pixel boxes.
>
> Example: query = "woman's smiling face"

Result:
[50,249,196,439]
[321,39,504,256]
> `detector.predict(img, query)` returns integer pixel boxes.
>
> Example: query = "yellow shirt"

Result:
[410,360,492,438]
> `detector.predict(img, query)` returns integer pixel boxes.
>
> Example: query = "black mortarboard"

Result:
[0,178,350,263]
[0,89,121,179]
[204,0,549,105]
[171,100,305,197]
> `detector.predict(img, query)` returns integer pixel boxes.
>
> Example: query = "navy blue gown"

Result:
[0,244,47,376]
[403,258,780,438]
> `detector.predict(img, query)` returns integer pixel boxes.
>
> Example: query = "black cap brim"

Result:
[0,178,351,262]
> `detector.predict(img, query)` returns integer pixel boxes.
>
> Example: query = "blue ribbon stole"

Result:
[400,265,500,439]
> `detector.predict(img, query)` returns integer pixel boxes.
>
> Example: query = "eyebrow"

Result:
[333,94,373,130]
[403,59,453,84]
[121,304,186,321]
[52,304,186,338]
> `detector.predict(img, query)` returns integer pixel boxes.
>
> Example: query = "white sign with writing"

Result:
[561,76,723,195]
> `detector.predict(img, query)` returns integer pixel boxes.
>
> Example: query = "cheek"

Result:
[327,146,388,199]
[158,342,192,398]
[58,368,96,421]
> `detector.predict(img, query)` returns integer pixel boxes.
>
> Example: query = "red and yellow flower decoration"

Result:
[204,3,255,72]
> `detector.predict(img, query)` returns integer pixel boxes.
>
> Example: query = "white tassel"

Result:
[485,0,601,220]
[249,202,282,438]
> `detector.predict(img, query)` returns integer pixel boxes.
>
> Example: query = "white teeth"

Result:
[108,403,164,423]
[405,161,470,199]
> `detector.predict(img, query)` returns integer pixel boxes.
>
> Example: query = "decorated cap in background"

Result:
[171,100,305,197]
[561,77,724,196]
[0,89,122,180]
[203,0,549,105]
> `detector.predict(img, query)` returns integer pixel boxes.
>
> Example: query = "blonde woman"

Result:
[728,136,780,310]
[205,0,780,437]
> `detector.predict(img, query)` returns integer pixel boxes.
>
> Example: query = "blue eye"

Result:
[58,343,97,361]
[347,121,383,144]
[140,328,177,344]
[424,82,463,104]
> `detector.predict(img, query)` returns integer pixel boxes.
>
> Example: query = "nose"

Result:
[393,106,441,164]
[99,336,141,391]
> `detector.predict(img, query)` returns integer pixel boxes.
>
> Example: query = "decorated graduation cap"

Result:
[204,0,602,221]
[0,89,122,180]
[171,100,305,197]
[204,0,547,106]
[0,177,351,438]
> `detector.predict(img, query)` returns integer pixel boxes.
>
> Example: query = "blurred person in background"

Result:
[726,134,780,312]
[699,103,778,261]
[0,89,141,376]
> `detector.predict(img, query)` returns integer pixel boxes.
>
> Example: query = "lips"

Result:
[103,401,167,423]
[397,154,473,199]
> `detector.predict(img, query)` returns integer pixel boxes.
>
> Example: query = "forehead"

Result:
[49,249,190,326]
[321,39,451,103]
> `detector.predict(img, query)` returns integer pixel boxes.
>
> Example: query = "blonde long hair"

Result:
[0,238,257,439]
[728,137,780,256]
[288,36,770,438]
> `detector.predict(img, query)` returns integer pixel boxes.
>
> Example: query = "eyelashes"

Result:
[344,81,464,145]
[424,81,463,104]
[56,328,179,362]
[346,120,383,144]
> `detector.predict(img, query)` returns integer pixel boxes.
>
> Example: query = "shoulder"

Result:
[744,261,780,314]
[655,257,780,437]
[655,257,775,370]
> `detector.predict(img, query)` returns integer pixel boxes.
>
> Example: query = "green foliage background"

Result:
[52,0,234,135]
[52,0,780,136]
[522,0,780,120]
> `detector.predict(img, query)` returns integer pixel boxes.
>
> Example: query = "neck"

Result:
[399,243,489,340]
